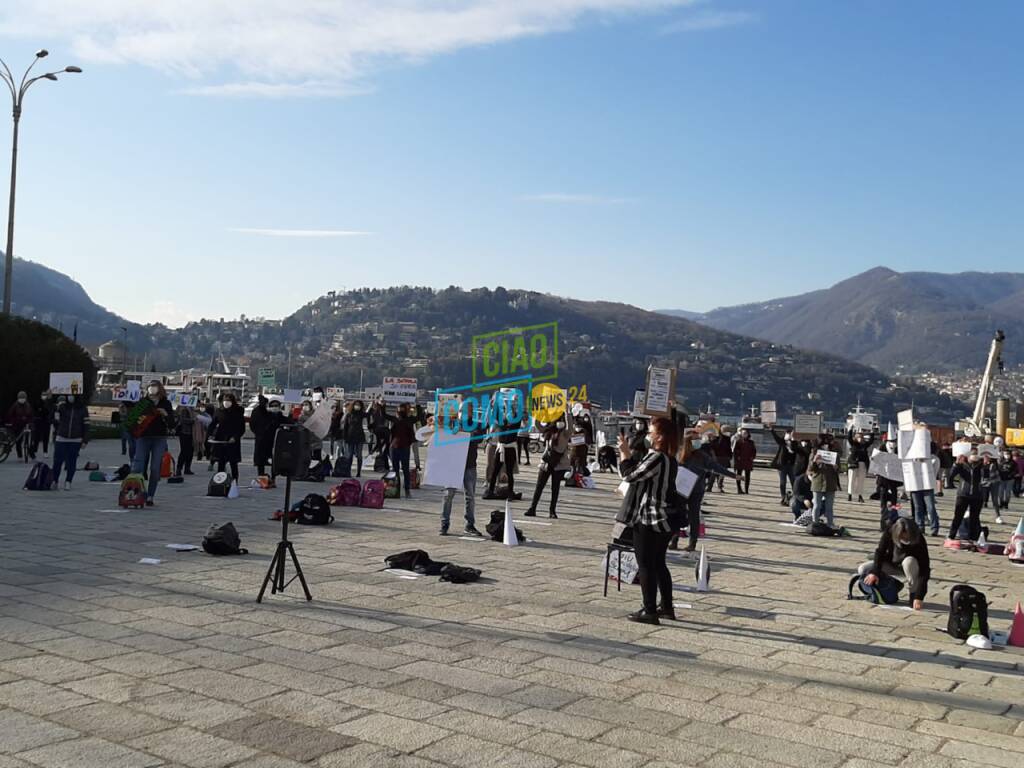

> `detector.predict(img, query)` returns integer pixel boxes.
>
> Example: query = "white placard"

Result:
[793,413,823,437]
[571,435,586,446]
[902,457,937,492]
[302,400,333,440]
[760,400,777,424]
[424,432,472,489]
[177,394,198,408]
[632,389,646,416]
[383,376,417,404]
[113,381,141,402]
[644,367,673,416]
[49,371,84,395]
[870,450,904,482]
[977,443,999,458]
[897,409,914,431]
[326,386,345,402]
[898,429,930,460]
[952,441,972,458]
[282,388,304,404]
[675,466,699,499]
[816,449,838,466]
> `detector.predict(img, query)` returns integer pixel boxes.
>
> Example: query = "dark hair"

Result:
[649,416,679,457]
[890,516,921,546]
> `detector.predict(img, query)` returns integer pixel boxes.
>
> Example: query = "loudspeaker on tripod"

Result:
[272,425,310,478]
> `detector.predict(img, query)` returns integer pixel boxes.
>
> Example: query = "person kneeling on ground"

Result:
[791,469,814,523]
[857,517,930,611]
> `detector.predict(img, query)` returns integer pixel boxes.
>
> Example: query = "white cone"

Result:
[502,500,518,547]
[977,530,988,550]
[695,545,710,592]
[227,480,239,499]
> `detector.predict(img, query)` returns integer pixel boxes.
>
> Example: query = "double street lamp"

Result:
[0,49,82,316]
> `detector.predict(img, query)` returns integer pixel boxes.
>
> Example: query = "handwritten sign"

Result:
[760,400,777,425]
[642,366,675,417]
[793,413,823,439]
[676,466,699,498]
[816,449,838,466]
[113,381,141,402]
[897,409,914,431]
[177,394,198,408]
[632,390,646,416]
[383,376,417,404]
[49,371,84,395]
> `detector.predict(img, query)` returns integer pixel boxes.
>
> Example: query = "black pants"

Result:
[33,419,49,455]
[633,526,672,613]
[178,434,194,474]
[736,469,751,493]
[777,468,793,499]
[217,459,239,481]
[950,496,982,540]
[529,463,566,514]
[878,480,899,530]
[517,435,531,465]
[487,446,515,495]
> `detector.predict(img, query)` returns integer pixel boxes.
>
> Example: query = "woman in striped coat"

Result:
[616,416,679,625]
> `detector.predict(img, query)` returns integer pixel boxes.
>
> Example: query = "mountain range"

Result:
[3,256,966,420]
[660,267,1022,374]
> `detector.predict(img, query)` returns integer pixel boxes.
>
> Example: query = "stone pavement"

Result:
[1,439,1023,768]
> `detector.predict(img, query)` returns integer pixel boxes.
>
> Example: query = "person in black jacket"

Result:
[253,398,288,476]
[32,391,53,458]
[857,517,930,610]
[948,450,990,540]
[846,428,875,503]
[936,443,954,495]
[130,380,176,505]
[340,400,368,477]
[210,392,246,482]
[769,428,797,505]
[52,395,89,489]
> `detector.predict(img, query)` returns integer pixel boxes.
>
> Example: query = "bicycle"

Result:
[0,424,33,464]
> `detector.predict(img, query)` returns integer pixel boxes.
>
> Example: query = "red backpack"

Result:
[160,452,174,478]
[360,479,385,509]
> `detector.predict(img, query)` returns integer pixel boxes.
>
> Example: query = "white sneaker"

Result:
[996,516,1004,524]
[63,481,71,491]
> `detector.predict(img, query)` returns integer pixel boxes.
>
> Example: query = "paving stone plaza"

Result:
[1,439,1023,768]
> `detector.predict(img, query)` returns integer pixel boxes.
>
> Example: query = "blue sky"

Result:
[0,0,1021,326]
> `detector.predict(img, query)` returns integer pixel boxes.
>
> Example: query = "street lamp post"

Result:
[0,50,81,315]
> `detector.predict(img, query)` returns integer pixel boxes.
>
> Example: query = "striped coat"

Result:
[617,450,673,533]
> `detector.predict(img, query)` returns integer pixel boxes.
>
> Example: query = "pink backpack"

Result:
[360,479,385,509]
[339,478,362,506]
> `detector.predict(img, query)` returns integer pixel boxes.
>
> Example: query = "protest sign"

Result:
[760,400,777,425]
[325,386,345,402]
[902,456,938,493]
[870,450,903,482]
[424,432,472,489]
[632,390,646,417]
[977,443,999,458]
[301,400,333,440]
[793,413,822,439]
[258,368,276,387]
[816,449,838,466]
[49,372,84,395]
[897,428,931,460]
[952,441,972,458]
[113,381,141,402]
[178,394,198,407]
[383,376,417,404]
[642,366,675,417]
[897,409,914,431]
[676,466,699,498]
[570,435,586,446]
[282,388,304,404]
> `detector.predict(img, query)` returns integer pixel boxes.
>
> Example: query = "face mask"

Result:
[303,407,312,414]
[556,421,565,430]
[969,455,980,463]
[147,386,159,396]
[800,441,809,448]
[886,442,895,452]
[634,420,644,431]
[17,397,26,404]
[692,439,703,449]
[269,406,281,413]
[222,401,232,409]
[354,406,362,412]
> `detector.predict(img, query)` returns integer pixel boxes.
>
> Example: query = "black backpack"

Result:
[808,521,844,537]
[296,493,334,525]
[383,549,445,575]
[947,584,989,639]
[484,509,524,543]
[439,564,482,583]
[114,464,131,481]
[202,522,248,555]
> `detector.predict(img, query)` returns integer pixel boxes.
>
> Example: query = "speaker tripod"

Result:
[257,474,312,602]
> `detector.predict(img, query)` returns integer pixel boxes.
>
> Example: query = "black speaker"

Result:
[272,425,309,478]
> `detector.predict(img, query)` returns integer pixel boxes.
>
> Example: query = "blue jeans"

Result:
[390,446,411,494]
[812,491,835,526]
[133,436,167,499]
[120,428,136,461]
[52,440,82,484]
[345,441,363,476]
[777,468,794,499]
[441,468,477,530]
[910,490,939,533]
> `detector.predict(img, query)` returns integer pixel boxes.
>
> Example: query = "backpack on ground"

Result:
[484,509,525,543]
[360,479,385,508]
[296,493,333,525]
[118,473,147,508]
[847,573,903,605]
[201,522,248,555]
[332,455,353,478]
[947,584,990,640]
[23,462,53,491]
[373,453,388,472]
[809,521,842,537]
[114,464,132,481]
[383,472,401,499]
[207,471,232,497]
[88,470,106,482]
[160,452,174,478]
[440,564,482,583]
[328,478,362,506]
[385,549,432,571]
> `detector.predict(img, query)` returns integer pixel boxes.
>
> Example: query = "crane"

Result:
[961,330,1005,439]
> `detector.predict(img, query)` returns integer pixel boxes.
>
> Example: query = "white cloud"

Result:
[662,9,756,33]
[229,228,372,237]
[146,300,196,328]
[521,193,635,204]
[0,1,701,97]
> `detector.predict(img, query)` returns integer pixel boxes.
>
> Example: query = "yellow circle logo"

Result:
[530,382,566,423]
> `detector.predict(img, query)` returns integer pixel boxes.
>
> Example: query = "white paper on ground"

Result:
[876,605,912,612]
[165,544,199,551]
[515,520,552,526]
[675,466,699,498]
[673,602,693,609]
[138,558,162,565]
[457,536,488,542]
[384,568,420,578]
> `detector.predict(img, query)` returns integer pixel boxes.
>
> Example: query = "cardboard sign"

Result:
[977,443,999,458]
[870,450,903,482]
[49,371,84,395]
[816,449,838,466]
[897,428,931,461]
[642,366,675,417]
[902,456,938,493]
[113,381,141,402]
[952,441,973,458]
[632,390,646,417]
[897,409,914,431]
[325,386,345,402]
[793,413,823,438]
[760,400,777,425]
[258,368,276,387]
[383,376,417,404]
[301,400,333,440]
[676,466,699,498]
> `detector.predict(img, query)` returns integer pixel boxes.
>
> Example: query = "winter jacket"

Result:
[176,407,196,437]
[340,410,368,444]
[809,451,841,493]
[949,462,991,499]
[732,438,757,472]
[870,527,931,602]
[54,402,89,442]
[792,441,812,476]
[937,448,954,470]
[997,458,1019,482]
[210,406,245,443]
[846,430,876,465]
[388,414,418,450]
[5,401,34,432]
[769,429,796,469]
[136,397,175,438]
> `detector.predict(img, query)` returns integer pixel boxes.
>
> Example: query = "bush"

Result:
[0,315,96,410]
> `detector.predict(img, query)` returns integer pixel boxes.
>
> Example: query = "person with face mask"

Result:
[297,400,323,461]
[209,392,245,481]
[51,394,90,489]
[769,428,797,505]
[711,430,733,492]
[525,418,571,518]
[858,517,930,610]
[483,398,520,501]
[252,399,288,476]
[131,380,176,505]
[32,391,53,458]
[808,443,841,526]
[948,450,989,541]
[175,404,196,475]
[995,449,1018,523]
[732,429,756,494]
[386,402,418,497]
[5,391,35,459]
[846,428,875,503]
[339,400,368,477]
[672,432,736,551]
[628,418,649,463]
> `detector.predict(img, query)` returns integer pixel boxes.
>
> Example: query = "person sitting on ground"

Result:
[857,517,930,611]
[791,469,814,523]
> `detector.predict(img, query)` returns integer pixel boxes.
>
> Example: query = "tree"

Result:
[0,315,96,408]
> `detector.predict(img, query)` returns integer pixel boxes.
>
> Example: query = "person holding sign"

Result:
[130,381,176,506]
[672,433,736,552]
[616,417,679,625]
[846,428,875,503]
[51,394,90,490]
[769,428,798,505]
[808,446,841,526]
